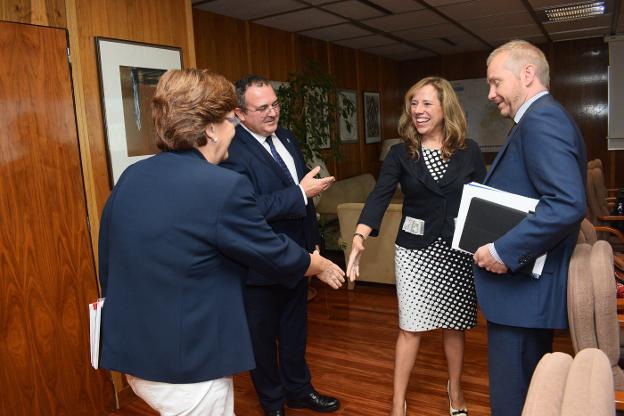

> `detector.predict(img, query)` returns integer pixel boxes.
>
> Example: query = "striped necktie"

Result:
[265,136,295,184]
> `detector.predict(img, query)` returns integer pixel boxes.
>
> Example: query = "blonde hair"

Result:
[397,76,467,160]
[487,39,550,89]
[152,69,236,151]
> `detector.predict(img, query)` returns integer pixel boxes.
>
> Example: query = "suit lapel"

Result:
[236,126,294,186]
[485,94,552,182]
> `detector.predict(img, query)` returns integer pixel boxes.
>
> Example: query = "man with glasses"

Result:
[221,75,340,416]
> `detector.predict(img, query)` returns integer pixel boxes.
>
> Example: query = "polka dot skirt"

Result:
[394,148,477,331]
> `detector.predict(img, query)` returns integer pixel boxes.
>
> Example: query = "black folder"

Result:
[459,197,532,268]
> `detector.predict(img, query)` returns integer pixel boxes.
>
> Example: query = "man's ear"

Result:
[522,63,537,87]
[234,107,246,121]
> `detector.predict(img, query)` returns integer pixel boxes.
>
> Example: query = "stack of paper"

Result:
[89,298,105,369]
[452,182,546,278]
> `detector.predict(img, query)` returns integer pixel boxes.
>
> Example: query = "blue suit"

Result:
[98,149,310,384]
[474,94,586,415]
[220,126,321,411]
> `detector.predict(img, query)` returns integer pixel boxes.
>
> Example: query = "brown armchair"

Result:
[586,162,624,249]
[567,241,624,411]
[522,349,615,416]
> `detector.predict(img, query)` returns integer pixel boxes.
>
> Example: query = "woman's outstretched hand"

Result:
[346,235,366,282]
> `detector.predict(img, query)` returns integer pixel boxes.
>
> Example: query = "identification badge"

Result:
[402,216,424,235]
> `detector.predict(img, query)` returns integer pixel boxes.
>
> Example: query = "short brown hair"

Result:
[397,76,467,160]
[152,69,236,151]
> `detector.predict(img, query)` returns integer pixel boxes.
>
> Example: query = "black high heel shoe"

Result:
[447,380,468,416]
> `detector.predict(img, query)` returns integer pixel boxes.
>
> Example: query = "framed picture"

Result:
[95,37,183,186]
[363,91,381,144]
[337,89,358,143]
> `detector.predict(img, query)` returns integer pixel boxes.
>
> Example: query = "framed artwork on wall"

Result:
[363,91,381,144]
[337,89,358,143]
[95,37,183,186]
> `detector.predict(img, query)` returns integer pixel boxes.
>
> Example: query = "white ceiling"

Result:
[193,0,624,61]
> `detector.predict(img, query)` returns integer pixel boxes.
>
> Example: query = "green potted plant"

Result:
[275,61,355,168]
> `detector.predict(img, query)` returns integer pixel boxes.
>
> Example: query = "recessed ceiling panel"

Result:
[322,0,386,20]
[334,34,397,49]
[425,0,471,6]
[194,0,303,20]
[527,0,591,9]
[299,23,373,41]
[394,23,466,42]
[438,0,526,21]
[303,0,337,4]
[363,9,446,32]
[255,8,346,32]
[550,26,612,41]
[461,11,536,31]
[362,43,434,60]
[543,14,612,33]
[473,24,543,42]
[366,0,425,13]
[416,35,485,54]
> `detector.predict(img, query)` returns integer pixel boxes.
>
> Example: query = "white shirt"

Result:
[240,124,308,204]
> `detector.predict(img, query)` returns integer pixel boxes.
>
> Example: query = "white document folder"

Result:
[89,298,105,369]
[452,182,546,277]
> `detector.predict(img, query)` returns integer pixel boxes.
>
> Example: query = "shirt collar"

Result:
[240,123,274,144]
[514,90,549,124]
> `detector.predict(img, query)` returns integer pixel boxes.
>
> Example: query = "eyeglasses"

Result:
[225,116,240,127]
[245,101,280,115]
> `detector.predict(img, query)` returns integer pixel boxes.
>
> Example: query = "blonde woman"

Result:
[347,77,486,416]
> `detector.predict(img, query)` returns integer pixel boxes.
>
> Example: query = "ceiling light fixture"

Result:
[543,1,606,23]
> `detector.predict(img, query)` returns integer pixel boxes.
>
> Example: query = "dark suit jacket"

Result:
[474,94,587,329]
[359,139,486,249]
[220,125,321,287]
[98,149,310,383]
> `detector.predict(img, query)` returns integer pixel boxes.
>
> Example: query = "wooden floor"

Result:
[110,279,573,416]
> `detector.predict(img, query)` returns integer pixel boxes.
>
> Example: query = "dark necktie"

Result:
[266,136,295,184]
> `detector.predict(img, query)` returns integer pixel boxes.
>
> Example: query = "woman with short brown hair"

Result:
[98,69,344,416]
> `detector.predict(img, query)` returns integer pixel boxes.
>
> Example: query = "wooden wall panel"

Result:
[358,51,382,177]
[65,0,195,260]
[193,9,248,80]
[399,38,623,187]
[192,11,402,181]
[380,57,401,140]
[0,21,109,415]
[247,21,295,81]
[549,37,623,188]
[296,33,329,73]
[0,0,66,27]
[330,44,360,179]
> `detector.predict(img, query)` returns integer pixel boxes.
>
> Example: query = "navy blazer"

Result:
[474,94,587,329]
[359,139,486,249]
[98,150,310,383]
[220,125,321,287]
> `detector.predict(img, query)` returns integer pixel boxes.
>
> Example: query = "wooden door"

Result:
[0,21,111,414]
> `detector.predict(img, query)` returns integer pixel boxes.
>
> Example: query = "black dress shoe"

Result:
[264,407,285,416]
[287,390,340,412]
